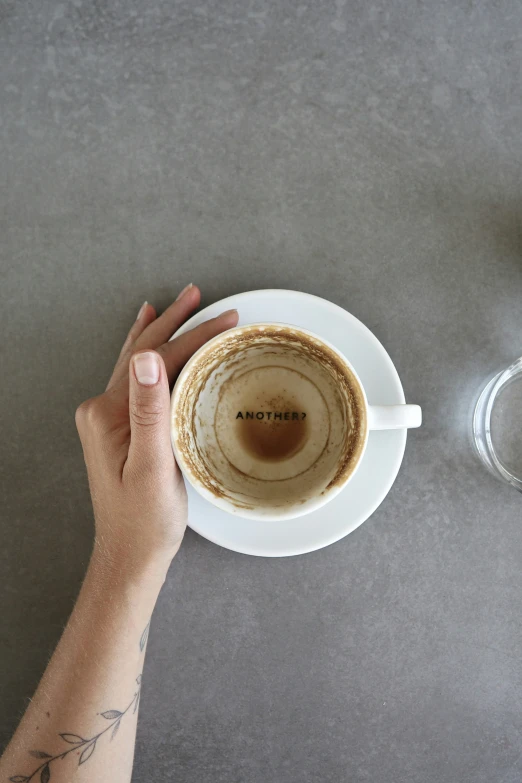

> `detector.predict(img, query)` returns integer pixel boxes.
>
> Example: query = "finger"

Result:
[108,285,201,391]
[106,301,157,391]
[104,308,239,408]
[157,308,239,385]
[134,284,201,350]
[126,350,174,476]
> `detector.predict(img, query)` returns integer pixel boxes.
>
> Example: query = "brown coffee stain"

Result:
[237,397,309,461]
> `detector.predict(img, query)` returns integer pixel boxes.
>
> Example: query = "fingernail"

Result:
[176,283,193,301]
[136,301,148,320]
[133,352,160,385]
[220,309,238,319]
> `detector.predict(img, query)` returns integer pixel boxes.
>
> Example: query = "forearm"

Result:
[0,548,169,783]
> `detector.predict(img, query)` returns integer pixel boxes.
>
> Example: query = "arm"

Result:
[0,287,238,783]
[0,555,161,783]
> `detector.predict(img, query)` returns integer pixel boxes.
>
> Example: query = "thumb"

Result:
[127,350,173,472]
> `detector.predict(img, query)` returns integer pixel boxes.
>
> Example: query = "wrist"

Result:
[88,541,175,599]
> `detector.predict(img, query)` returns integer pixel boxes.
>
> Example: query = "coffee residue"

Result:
[237,396,309,462]
[173,325,367,506]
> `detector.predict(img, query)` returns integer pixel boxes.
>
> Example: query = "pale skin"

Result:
[0,284,239,783]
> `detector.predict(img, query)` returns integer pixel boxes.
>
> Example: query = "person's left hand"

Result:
[75,284,238,579]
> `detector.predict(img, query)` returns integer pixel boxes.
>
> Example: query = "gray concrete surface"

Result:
[2,1,522,781]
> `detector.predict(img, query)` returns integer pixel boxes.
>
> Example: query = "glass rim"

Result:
[472,356,522,492]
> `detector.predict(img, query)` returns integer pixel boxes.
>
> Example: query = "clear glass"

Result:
[473,357,522,491]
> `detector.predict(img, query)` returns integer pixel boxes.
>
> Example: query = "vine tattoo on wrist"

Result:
[9,621,150,783]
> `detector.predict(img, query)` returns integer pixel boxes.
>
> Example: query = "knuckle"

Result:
[75,397,97,428]
[130,400,164,427]
[75,396,107,433]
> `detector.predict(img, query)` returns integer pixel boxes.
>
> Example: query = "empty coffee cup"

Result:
[171,323,421,520]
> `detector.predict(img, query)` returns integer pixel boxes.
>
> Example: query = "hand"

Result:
[75,285,238,579]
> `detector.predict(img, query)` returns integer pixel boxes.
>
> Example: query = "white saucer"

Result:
[171,290,407,557]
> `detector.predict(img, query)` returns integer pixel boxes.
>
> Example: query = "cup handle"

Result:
[367,405,422,431]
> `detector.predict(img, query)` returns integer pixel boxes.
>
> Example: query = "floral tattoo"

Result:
[9,622,150,783]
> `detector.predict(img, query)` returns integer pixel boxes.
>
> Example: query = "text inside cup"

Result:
[236,411,307,420]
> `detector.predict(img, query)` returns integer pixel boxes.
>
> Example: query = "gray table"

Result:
[2,2,522,782]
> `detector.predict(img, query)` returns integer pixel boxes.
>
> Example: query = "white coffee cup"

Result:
[171,323,421,521]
